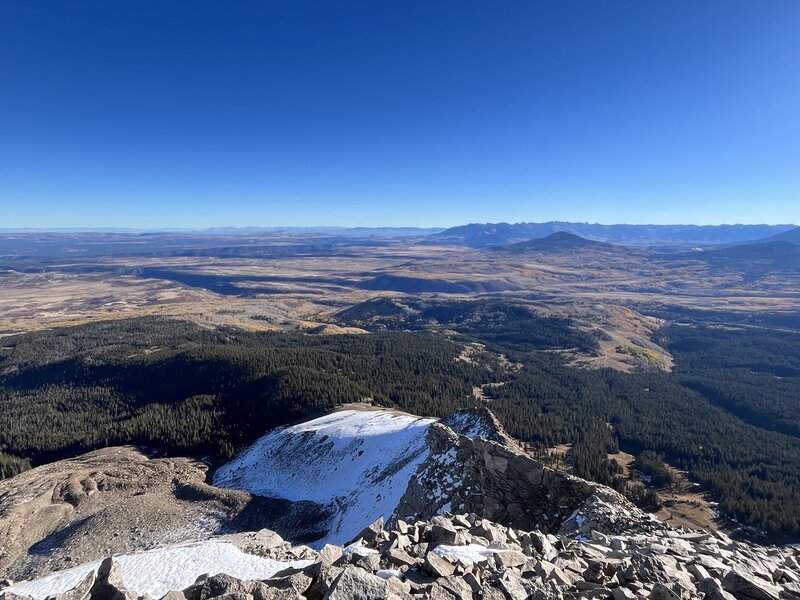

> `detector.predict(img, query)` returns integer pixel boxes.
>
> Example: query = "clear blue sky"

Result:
[1,1,798,228]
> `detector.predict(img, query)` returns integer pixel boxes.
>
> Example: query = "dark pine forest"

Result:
[1,301,800,539]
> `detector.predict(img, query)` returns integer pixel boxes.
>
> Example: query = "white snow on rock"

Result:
[213,409,436,546]
[440,411,495,440]
[343,541,380,557]
[7,541,312,600]
[431,544,507,565]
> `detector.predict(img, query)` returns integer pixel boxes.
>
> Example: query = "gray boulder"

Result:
[324,566,410,600]
[52,571,96,600]
[649,583,681,600]
[722,571,781,600]
[318,545,342,565]
[423,553,456,578]
[89,558,135,600]
[348,518,384,546]
[698,578,737,600]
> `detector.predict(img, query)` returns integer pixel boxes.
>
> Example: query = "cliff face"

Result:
[396,422,658,538]
[211,406,585,548]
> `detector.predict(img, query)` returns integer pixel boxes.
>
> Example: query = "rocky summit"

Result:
[4,512,800,600]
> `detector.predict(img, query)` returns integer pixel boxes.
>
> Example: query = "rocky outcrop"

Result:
[6,515,800,600]
[439,407,521,450]
[0,447,327,581]
[396,423,661,537]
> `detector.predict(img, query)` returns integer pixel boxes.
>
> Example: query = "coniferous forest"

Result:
[1,303,800,539]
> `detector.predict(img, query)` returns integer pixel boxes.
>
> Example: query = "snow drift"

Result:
[213,409,436,546]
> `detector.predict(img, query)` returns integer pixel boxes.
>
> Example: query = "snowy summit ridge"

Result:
[212,405,641,549]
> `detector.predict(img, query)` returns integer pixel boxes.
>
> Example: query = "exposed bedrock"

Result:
[397,420,661,538]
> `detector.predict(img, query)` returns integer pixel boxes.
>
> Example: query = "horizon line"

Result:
[0,221,796,234]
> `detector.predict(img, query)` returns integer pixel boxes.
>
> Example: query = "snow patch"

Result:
[213,409,436,546]
[431,544,506,565]
[376,569,403,580]
[7,542,312,600]
[343,541,380,557]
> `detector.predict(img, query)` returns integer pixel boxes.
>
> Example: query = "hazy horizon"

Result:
[0,220,796,234]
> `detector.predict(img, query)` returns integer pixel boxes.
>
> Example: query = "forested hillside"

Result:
[656,324,800,436]
[2,307,800,538]
[0,318,487,474]
[335,298,603,353]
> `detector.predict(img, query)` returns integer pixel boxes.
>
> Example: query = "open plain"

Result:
[3,231,800,372]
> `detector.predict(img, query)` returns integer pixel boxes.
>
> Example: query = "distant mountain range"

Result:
[765,226,800,245]
[678,240,800,265]
[484,229,800,270]
[2,223,797,249]
[434,222,796,248]
[486,231,621,253]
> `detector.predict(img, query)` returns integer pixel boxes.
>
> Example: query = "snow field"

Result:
[7,542,312,600]
[213,409,437,546]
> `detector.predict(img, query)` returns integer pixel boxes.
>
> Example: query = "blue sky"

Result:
[1,1,798,228]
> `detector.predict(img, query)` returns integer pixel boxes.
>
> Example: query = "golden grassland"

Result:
[2,239,799,372]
